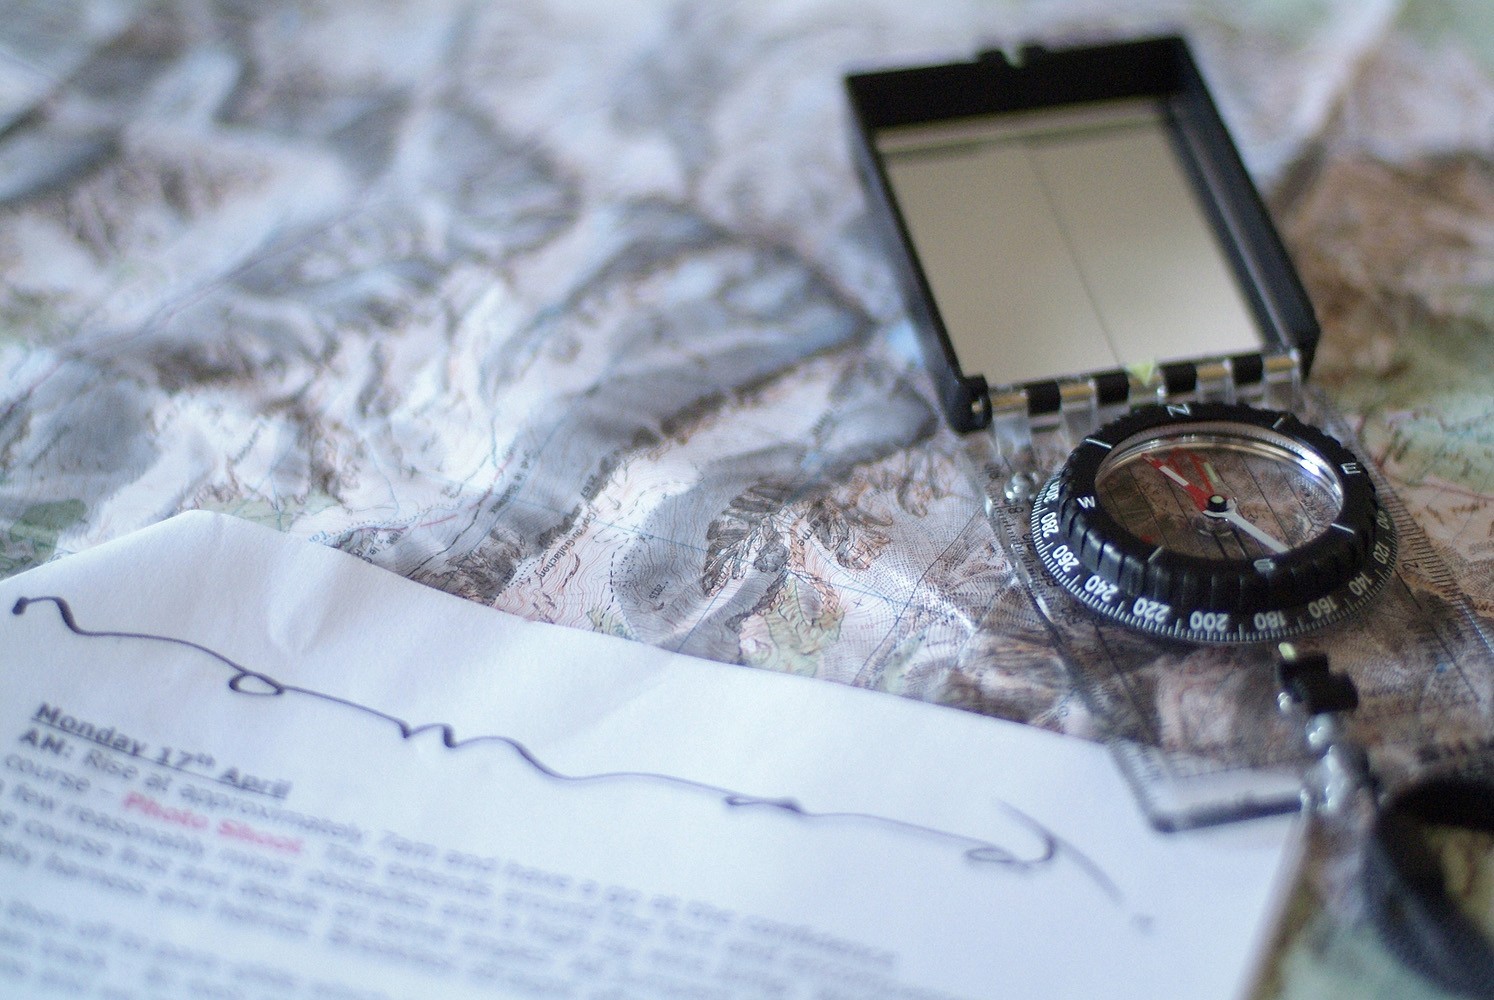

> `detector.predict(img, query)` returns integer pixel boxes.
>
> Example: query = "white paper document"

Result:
[0,512,1295,999]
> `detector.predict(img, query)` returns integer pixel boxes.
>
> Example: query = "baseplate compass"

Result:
[847,36,1494,829]
[1030,401,1397,644]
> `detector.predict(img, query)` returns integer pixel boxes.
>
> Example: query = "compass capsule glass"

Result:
[1094,424,1344,563]
[1029,402,1396,644]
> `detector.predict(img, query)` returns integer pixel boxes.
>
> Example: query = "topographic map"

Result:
[2,2,1494,997]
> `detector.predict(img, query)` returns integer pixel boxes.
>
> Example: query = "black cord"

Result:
[1363,777,1494,999]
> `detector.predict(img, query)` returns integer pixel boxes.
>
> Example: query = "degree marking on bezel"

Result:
[1082,438,1113,450]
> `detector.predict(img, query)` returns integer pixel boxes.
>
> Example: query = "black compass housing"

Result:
[1030,402,1396,643]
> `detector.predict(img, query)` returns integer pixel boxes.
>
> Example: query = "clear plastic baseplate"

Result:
[970,377,1494,831]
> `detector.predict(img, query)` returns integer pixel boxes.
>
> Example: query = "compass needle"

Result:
[1205,499,1290,555]
[1144,454,1211,511]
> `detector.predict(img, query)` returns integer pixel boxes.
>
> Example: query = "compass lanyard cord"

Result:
[1281,650,1494,997]
[1362,778,1494,999]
